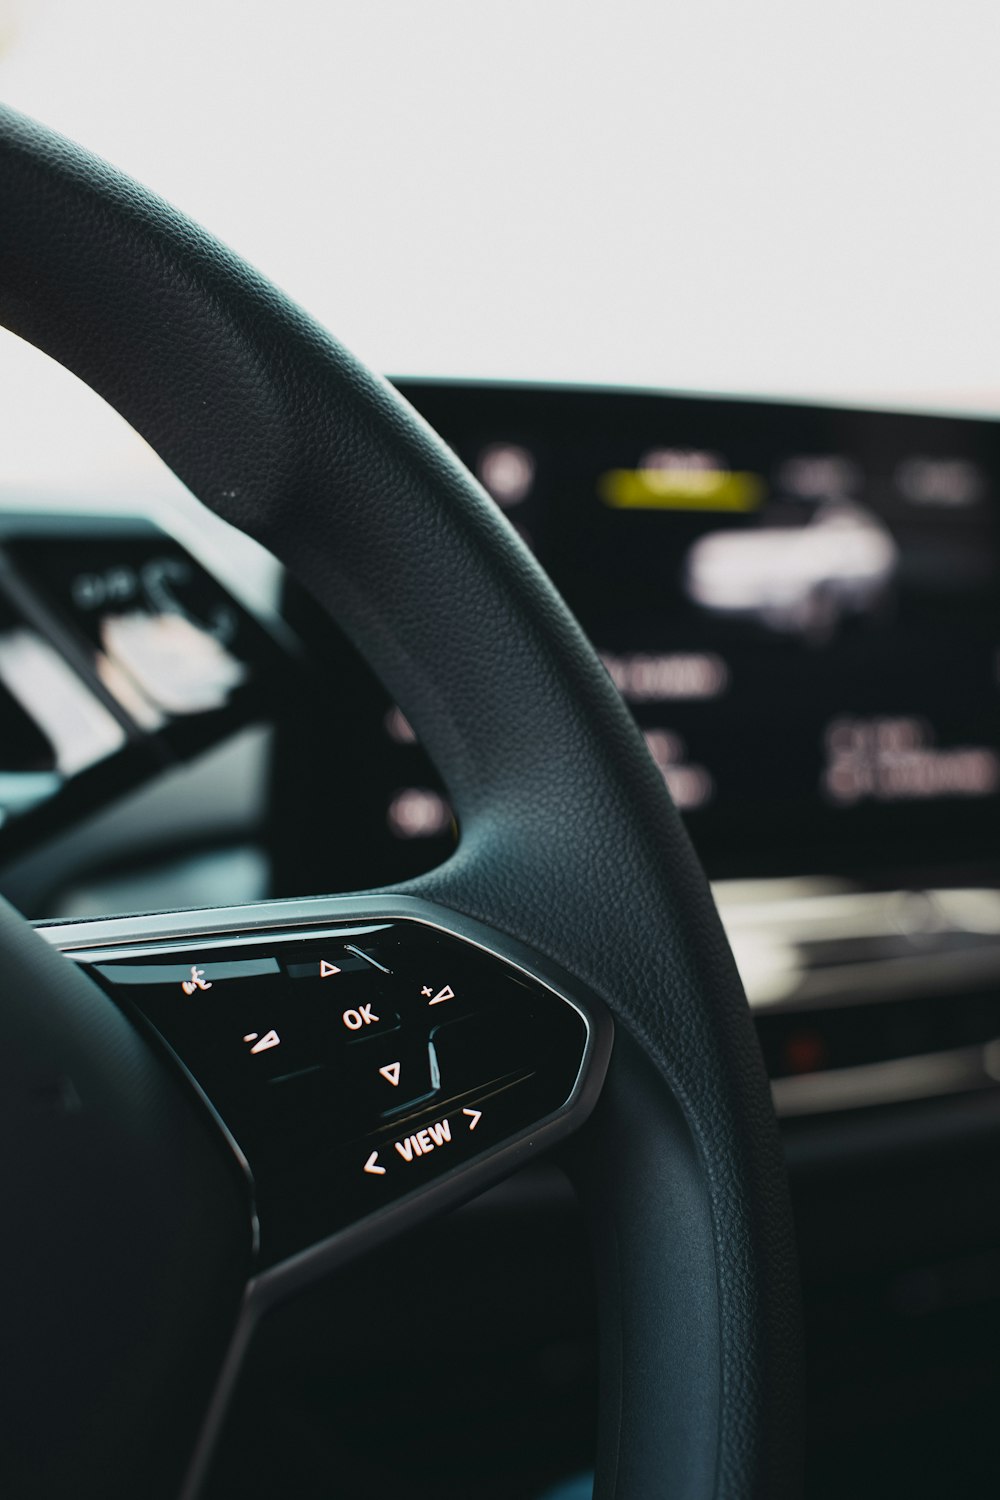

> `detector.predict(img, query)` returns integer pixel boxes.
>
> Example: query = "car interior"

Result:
[1,8,998,1499]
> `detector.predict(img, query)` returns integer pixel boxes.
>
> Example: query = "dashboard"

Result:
[0,510,293,854]
[3,382,1000,1498]
[4,384,1000,1115]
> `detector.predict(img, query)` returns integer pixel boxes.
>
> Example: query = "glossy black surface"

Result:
[85,919,589,1265]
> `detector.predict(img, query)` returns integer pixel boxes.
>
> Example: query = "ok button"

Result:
[339,1001,399,1041]
[342,1002,379,1032]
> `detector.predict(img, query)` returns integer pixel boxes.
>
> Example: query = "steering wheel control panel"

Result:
[82,917,592,1265]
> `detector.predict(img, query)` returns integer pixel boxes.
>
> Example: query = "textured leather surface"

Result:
[0,893,252,1497]
[0,106,802,1497]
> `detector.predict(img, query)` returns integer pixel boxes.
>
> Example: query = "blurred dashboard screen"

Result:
[392,383,1000,879]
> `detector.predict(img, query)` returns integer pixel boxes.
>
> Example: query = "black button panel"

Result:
[83,919,590,1265]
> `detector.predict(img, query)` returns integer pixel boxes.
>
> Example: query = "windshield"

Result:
[1,0,998,493]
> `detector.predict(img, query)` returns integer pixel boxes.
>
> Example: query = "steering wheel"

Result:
[0,107,802,1499]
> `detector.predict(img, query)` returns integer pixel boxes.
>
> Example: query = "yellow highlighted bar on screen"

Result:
[598,468,764,512]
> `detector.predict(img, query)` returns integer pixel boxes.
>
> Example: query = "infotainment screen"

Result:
[392,384,1000,878]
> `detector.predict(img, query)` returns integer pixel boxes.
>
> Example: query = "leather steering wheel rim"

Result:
[0,107,802,1498]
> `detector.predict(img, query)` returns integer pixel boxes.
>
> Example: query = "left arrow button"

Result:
[364,1150,386,1176]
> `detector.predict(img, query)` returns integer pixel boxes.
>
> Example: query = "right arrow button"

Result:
[462,1107,482,1131]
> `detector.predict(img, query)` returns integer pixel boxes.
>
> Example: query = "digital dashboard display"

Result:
[392,384,1000,878]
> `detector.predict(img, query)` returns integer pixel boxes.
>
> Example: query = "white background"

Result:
[1,0,998,492]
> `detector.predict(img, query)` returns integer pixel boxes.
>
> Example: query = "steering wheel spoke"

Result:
[29,892,612,1495]
[41,894,612,1285]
